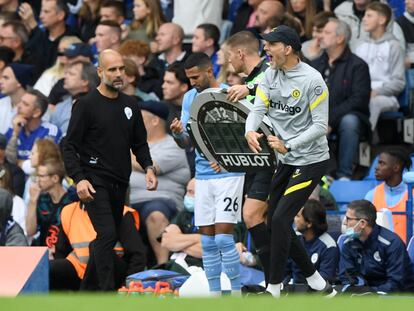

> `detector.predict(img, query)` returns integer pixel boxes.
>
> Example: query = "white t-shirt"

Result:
[0,96,16,135]
[12,195,27,235]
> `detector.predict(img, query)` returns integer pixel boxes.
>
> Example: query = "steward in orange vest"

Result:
[365,149,412,244]
[49,201,147,290]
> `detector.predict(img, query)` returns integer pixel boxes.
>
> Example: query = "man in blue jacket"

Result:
[339,200,414,294]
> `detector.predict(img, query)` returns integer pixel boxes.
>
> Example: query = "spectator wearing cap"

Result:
[50,61,99,136]
[0,63,33,134]
[34,36,82,97]
[48,42,94,106]
[5,88,61,168]
[130,100,190,265]
[0,133,25,197]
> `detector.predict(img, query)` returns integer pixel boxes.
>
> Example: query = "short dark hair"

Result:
[166,63,191,89]
[227,31,260,56]
[302,199,328,236]
[312,11,336,29]
[184,52,212,70]
[98,20,122,38]
[101,0,125,18]
[347,200,377,227]
[196,23,221,50]
[25,87,49,117]
[366,2,392,27]
[54,0,70,20]
[381,148,412,172]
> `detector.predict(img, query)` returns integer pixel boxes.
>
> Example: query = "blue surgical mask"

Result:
[345,220,362,239]
[183,195,195,212]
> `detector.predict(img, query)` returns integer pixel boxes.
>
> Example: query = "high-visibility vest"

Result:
[60,202,140,279]
[373,183,407,243]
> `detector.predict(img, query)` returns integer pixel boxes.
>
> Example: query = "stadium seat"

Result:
[407,236,414,265]
[330,180,378,210]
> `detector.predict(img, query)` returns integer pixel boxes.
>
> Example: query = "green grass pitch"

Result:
[1,294,414,311]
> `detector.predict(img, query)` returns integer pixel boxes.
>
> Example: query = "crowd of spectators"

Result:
[0,0,413,293]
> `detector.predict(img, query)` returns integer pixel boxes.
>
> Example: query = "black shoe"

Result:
[244,290,273,297]
[320,283,337,298]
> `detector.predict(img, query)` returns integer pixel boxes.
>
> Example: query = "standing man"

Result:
[225,30,272,283]
[170,53,245,296]
[245,25,335,297]
[63,49,158,291]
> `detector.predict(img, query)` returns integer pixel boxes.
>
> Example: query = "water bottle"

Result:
[241,251,255,266]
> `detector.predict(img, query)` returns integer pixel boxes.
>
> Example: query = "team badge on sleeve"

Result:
[124,107,132,120]
[314,86,323,96]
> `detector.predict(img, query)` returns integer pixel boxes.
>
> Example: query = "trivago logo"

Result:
[270,100,302,115]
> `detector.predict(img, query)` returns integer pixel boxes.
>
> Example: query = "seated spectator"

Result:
[0,134,24,197]
[397,0,414,68]
[119,39,163,99]
[49,201,147,291]
[162,63,190,130]
[95,20,122,53]
[0,188,27,246]
[22,139,72,206]
[153,23,190,79]
[21,0,77,73]
[5,89,61,167]
[127,0,165,43]
[48,42,94,106]
[365,148,412,243]
[254,0,285,34]
[0,165,26,235]
[0,63,33,134]
[334,0,405,52]
[355,2,405,131]
[302,11,336,61]
[76,0,102,42]
[311,18,370,180]
[25,158,74,248]
[50,61,99,136]
[34,36,82,97]
[284,200,338,288]
[216,40,230,84]
[339,200,414,294]
[130,100,190,265]
[192,23,221,77]
[287,0,317,41]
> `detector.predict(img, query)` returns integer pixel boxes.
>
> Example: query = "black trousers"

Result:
[267,160,329,284]
[81,176,127,291]
[50,259,81,291]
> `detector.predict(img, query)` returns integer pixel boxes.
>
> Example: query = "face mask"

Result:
[345,220,362,239]
[183,195,195,212]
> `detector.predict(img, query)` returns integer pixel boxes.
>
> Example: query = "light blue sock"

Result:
[215,234,241,291]
[201,234,222,293]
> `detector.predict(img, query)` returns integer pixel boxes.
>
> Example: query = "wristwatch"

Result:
[246,82,256,96]
[145,165,157,175]
[284,143,291,152]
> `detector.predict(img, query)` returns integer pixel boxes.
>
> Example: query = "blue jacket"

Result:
[285,232,339,284]
[339,225,414,293]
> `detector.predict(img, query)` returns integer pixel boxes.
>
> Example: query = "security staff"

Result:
[245,25,334,297]
[339,200,414,294]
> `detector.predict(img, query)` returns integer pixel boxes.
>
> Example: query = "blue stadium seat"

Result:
[407,236,414,265]
[330,180,378,211]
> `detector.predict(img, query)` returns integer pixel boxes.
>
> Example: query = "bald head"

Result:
[255,0,285,30]
[156,22,184,53]
[97,49,125,92]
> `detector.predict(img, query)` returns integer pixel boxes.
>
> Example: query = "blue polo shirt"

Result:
[6,122,62,160]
